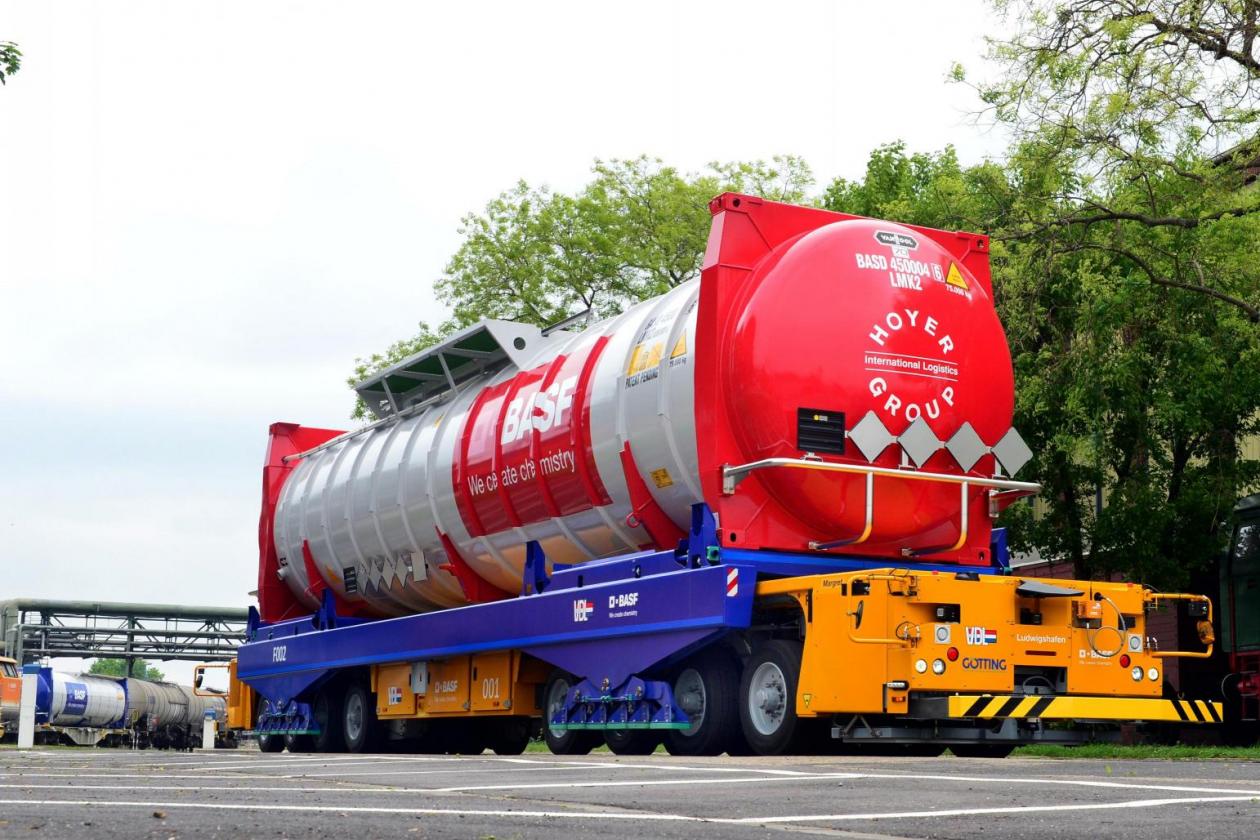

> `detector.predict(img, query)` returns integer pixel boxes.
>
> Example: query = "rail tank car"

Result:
[261,195,1024,621]
[123,677,226,728]
[35,670,126,728]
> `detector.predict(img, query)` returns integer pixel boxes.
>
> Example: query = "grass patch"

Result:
[1014,743,1260,761]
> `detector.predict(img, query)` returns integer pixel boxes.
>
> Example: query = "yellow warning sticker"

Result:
[946,262,969,290]
[626,341,665,375]
[650,468,674,489]
[670,334,687,359]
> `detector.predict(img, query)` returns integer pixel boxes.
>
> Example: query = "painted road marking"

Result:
[0,775,853,795]
[734,796,1260,824]
[4,774,1260,798]
[0,795,1255,824]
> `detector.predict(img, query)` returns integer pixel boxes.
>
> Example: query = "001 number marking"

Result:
[481,677,501,699]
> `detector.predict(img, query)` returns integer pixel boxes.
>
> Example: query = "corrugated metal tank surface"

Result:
[125,678,225,726]
[275,281,700,617]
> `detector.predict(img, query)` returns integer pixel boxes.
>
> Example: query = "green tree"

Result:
[88,658,166,681]
[826,139,1260,589]
[0,42,19,85]
[348,155,812,418]
[971,0,1260,586]
[818,1,1260,587]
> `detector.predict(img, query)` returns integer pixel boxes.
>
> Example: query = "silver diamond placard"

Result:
[847,411,896,462]
[945,422,987,472]
[899,417,942,468]
[992,427,1033,476]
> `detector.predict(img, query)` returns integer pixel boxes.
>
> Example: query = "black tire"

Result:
[311,686,345,753]
[605,729,660,755]
[950,744,1014,758]
[285,733,314,753]
[341,682,380,753]
[663,648,742,756]
[739,640,807,756]
[542,670,602,755]
[256,698,285,752]
[448,721,487,755]
[488,717,533,756]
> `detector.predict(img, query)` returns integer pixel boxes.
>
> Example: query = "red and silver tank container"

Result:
[260,195,1033,621]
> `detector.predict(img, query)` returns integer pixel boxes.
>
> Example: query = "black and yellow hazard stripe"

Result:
[946,694,1223,723]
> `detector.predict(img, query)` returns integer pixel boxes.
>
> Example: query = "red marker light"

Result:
[1119,654,1131,668]
[947,646,959,662]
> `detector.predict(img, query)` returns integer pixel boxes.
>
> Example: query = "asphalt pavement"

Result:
[0,746,1257,838]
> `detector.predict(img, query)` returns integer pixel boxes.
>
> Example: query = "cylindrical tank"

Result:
[124,678,226,727]
[36,671,126,728]
[273,214,1014,618]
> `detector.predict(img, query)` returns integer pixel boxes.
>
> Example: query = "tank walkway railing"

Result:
[720,457,1040,556]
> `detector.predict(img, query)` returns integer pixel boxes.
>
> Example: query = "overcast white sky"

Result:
[0,0,1006,680]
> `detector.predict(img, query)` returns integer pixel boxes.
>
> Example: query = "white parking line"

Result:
[0,795,1255,824]
[282,764,658,779]
[0,799,701,821]
[0,774,853,795]
[6,773,1259,799]
[842,772,1260,796]
[732,796,1260,824]
[424,773,854,792]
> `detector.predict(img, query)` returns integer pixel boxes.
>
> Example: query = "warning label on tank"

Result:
[625,301,693,388]
[855,238,974,299]
[946,262,969,291]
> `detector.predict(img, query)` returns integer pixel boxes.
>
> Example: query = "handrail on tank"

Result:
[721,457,1040,555]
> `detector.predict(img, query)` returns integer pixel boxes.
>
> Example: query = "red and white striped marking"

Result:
[726,568,739,597]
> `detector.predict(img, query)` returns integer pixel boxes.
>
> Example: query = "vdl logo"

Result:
[572,599,595,622]
[965,626,998,646]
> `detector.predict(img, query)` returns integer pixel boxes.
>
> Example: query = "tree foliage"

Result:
[435,155,813,328]
[88,658,166,681]
[815,1,1260,587]
[826,137,1260,588]
[0,41,20,85]
[347,155,812,418]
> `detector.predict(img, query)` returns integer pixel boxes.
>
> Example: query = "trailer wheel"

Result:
[739,640,806,755]
[663,648,742,756]
[542,671,601,755]
[311,687,345,753]
[949,744,1014,758]
[488,717,533,755]
[341,682,380,753]
[604,729,660,755]
[284,733,313,752]
[257,732,285,752]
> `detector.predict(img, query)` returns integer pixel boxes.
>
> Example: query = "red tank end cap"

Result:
[702,202,1014,559]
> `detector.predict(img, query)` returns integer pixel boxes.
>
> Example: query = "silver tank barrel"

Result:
[45,672,127,728]
[274,281,700,617]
